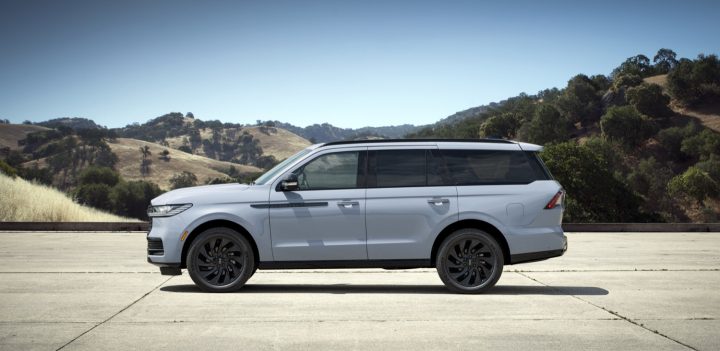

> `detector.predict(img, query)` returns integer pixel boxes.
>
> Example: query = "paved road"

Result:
[0,232,718,350]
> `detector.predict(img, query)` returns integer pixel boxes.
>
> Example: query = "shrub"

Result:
[75,183,113,211]
[681,129,720,161]
[667,166,719,203]
[0,159,17,178]
[518,104,571,145]
[656,124,699,161]
[110,181,163,219]
[170,171,198,189]
[600,106,654,148]
[540,142,646,222]
[78,166,120,186]
[625,83,673,118]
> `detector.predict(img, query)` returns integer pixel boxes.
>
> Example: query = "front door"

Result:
[269,148,367,261]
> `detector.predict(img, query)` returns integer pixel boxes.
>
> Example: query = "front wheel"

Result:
[187,227,256,293]
[436,229,504,294]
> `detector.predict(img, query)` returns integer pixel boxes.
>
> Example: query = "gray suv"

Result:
[147,139,566,293]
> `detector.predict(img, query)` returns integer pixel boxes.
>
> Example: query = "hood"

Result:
[151,183,253,206]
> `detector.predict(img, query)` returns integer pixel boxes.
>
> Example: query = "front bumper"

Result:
[147,215,189,270]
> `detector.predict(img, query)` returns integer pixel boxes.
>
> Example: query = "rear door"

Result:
[365,146,458,260]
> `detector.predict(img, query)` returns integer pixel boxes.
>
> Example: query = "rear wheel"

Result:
[187,227,255,292]
[436,229,504,294]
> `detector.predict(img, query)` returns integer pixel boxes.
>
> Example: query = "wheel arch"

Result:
[181,219,260,269]
[431,219,511,265]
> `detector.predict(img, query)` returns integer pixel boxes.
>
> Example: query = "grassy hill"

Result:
[0,172,133,222]
[0,124,49,150]
[165,125,311,161]
[108,138,261,190]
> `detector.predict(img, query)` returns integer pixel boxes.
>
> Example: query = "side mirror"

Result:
[278,174,299,191]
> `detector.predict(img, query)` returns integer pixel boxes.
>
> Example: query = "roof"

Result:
[320,138,515,147]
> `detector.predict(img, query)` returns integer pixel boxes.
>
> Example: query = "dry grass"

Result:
[0,124,49,150]
[0,173,134,222]
[165,126,311,161]
[644,74,720,133]
[644,74,668,88]
[242,126,312,160]
[108,138,261,190]
[673,102,720,133]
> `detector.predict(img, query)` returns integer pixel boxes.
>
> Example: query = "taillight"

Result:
[544,191,564,209]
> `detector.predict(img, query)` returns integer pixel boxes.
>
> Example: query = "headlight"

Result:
[147,204,192,217]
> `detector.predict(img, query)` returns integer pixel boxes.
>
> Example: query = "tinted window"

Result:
[526,151,552,180]
[294,152,360,190]
[372,149,426,187]
[442,150,545,185]
[427,149,451,186]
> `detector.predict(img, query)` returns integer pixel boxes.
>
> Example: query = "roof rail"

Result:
[320,138,515,147]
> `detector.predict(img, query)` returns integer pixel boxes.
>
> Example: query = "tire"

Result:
[187,227,256,293]
[436,229,504,294]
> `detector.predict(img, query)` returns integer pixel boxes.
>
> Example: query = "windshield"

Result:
[253,148,314,185]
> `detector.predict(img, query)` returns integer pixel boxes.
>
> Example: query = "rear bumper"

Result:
[509,233,567,264]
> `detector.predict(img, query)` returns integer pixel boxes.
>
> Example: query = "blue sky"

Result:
[1,0,719,129]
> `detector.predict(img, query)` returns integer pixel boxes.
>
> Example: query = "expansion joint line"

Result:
[515,272,699,351]
[56,276,174,351]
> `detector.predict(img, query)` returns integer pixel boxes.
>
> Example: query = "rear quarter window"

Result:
[441,149,549,185]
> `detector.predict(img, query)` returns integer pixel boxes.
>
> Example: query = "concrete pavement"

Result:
[0,232,718,350]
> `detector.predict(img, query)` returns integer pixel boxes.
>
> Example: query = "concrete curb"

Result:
[0,222,718,232]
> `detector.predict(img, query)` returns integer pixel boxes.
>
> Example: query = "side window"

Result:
[294,152,361,190]
[442,150,540,185]
[371,149,426,188]
[427,149,451,186]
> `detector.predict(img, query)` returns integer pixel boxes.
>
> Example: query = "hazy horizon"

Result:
[2,0,719,129]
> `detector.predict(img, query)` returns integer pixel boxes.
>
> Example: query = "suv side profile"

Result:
[147,139,566,293]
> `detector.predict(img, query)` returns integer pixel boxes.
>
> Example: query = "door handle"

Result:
[428,198,450,206]
[337,201,359,208]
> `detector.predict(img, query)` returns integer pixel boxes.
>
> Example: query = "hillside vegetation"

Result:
[0,124,49,150]
[1,48,718,223]
[0,173,133,222]
[116,114,310,167]
[108,138,261,190]
[408,49,720,223]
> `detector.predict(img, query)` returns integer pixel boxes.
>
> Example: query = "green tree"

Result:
[541,142,646,222]
[613,54,653,78]
[110,181,163,219]
[656,123,699,160]
[17,164,53,185]
[667,166,719,204]
[625,83,673,118]
[696,156,720,183]
[653,48,678,74]
[612,74,643,91]
[75,183,113,211]
[681,129,720,160]
[667,54,720,106]
[78,166,120,187]
[160,149,171,161]
[517,104,570,145]
[479,113,519,139]
[256,155,279,170]
[600,106,654,148]
[170,171,198,189]
[139,145,152,176]
[555,74,603,127]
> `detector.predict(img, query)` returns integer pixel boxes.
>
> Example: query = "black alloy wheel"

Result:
[436,229,504,294]
[187,227,255,292]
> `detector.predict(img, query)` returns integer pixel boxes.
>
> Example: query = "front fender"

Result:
[182,204,272,262]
